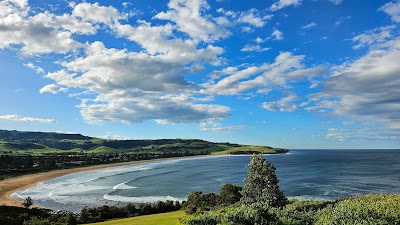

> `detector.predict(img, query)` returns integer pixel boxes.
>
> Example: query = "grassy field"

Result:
[84,211,185,225]
[211,145,286,155]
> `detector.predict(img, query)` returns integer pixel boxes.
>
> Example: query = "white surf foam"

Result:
[113,182,138,190]
[103,194,184,203]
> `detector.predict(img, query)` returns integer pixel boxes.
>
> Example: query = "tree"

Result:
[22,197,33,208]
[65,212,77,225]
[219,184,242,206]
[241,154,287,207]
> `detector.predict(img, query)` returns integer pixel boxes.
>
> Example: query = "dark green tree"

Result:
[219,184,242,206]
[65,212,77,225]
[22,197,33,208]
[241,154,286,207]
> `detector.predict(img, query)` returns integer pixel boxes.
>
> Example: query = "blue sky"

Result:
[0,0,400,149]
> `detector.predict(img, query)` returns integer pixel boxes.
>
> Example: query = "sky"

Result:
[0,0,400,149]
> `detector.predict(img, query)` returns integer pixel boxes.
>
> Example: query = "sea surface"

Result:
[12,149,400,212]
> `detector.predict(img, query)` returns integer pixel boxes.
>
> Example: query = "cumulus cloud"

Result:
[39,84,68,94]
[72,2,126,25]
[379,1,400,22]
[352,26,394,49]
[0,114,56,123]
[154,0,229,42]
[309,35,400,131]
[0,2,105,55]
[270,0,302,11]
[262,94,300,112]
[0,0,232,125]
[237,9,272,27]
[45,39,229,124]
[271,29,284,40]
[241,44,270,52]
[217,8,272,28]
[202,52,326,95]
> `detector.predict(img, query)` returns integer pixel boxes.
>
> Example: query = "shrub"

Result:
[316,194,400,225]
[22,197,33,208]
[184,192,219,214]
[275,200,335,225]
[219,184,242,206]
[183,212,218,225]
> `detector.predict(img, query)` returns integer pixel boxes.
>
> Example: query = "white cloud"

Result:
[237,9,271,27]
[23,62,44,73]
[329,0,343,5]
[262,94,299,112]
[0,2,100,56]
[72,2,126,25]
[39,84,68,94]
[154,0,229,42]
[379,1,400,22]
[326,127,400,142]
[310,36,400,131]
[99,132,131,140]
[199,119,243,133]
[255,37,264,43]
[202,52,326,95]
[217,8,272,29]
[301,22,317,29]
[270,0,302,11]
[352,26,394,49]
[241,44,270,52]
[0,114,56,123]
[45,40,229,124]
[271,29,284,40]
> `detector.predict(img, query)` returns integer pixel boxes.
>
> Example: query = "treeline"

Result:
[0,151,209,180]
[0,130,90,142]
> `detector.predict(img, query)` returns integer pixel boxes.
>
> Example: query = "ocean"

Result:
[12,149,400,212]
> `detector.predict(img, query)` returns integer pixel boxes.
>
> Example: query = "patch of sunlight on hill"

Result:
[84,211,185,225]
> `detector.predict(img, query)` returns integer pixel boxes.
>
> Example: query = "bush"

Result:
[316,194,400,225]
[184,192,219,214]
[220,204,259,225]
[219,184,242,206]
[22,197,33,208]
[275,200,335,225]
[182,212,218,225]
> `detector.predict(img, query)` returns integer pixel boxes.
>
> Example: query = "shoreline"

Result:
[0,155,207,207]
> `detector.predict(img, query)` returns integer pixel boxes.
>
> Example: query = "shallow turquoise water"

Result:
[13,149,400,211]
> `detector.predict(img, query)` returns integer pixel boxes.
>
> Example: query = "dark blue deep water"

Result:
[13,149,400,211]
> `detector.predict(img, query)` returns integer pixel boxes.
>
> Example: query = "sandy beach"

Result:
[0,156,199,207]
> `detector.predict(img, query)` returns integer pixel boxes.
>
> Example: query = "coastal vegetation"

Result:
[0,129,287,180]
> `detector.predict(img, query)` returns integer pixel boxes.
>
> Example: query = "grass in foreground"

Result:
[84,210,185,225]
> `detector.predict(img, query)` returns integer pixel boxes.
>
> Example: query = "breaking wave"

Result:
[113,182,138,190]
[103,194,184,203]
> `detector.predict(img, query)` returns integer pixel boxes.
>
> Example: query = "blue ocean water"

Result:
[13,149,400,212]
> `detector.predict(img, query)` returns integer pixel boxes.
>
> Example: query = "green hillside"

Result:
[0,129,287,155]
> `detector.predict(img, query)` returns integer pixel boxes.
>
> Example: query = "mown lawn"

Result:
[84,210,185,225]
